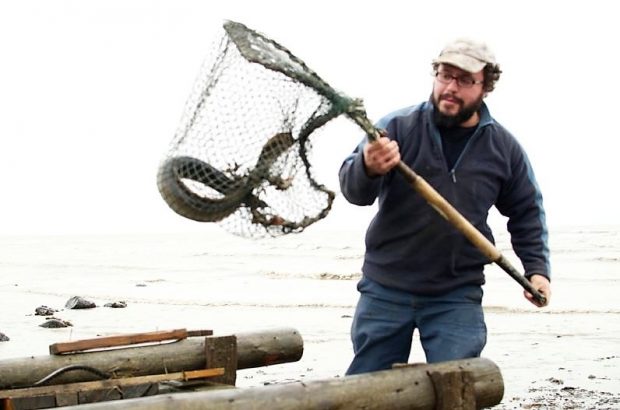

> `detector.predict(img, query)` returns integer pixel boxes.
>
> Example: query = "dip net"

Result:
[157,20,360,238]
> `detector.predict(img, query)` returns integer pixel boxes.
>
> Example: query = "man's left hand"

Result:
[524,274,551,307]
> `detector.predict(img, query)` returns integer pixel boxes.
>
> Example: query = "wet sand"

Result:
[1,290,619,409]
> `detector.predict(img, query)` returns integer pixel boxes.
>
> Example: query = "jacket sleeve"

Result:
[495,140,551,280]
[338,136,382,206]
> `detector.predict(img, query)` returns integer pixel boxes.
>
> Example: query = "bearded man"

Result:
[339,38,551,374]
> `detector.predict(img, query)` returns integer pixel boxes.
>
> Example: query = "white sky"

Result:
[0,0,618,235]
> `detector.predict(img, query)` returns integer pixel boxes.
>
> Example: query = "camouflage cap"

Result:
[433,38,496,73]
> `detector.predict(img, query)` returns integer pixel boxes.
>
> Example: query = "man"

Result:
[339,38,551,375]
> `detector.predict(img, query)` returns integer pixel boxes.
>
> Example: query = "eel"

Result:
[157,132,295,223]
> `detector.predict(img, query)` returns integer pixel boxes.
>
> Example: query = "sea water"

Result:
[1,224,617,313]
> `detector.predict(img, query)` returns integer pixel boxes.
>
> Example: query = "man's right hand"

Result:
[363,134,401,177]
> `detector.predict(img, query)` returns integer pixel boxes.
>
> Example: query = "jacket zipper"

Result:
[446,126,484,184]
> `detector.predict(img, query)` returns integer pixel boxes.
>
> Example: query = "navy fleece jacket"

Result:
[339,101,550,295]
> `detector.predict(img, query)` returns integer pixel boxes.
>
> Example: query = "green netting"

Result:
[157,21,356,238]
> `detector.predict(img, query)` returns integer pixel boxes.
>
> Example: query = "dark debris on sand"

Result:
[39,317,73,328]
[35,305,58,316]
[497,377,620,409]
[65,296,96,309]
[104,301,127,308]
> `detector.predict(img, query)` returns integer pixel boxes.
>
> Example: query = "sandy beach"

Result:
[1,226,619,408]
[2,2,620,408]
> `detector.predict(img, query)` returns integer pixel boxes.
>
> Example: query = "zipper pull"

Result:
[450,169,457,183]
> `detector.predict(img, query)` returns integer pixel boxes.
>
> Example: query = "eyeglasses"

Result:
[434,71,483,88]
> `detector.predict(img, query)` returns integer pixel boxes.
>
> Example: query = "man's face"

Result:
[432,63,485,128]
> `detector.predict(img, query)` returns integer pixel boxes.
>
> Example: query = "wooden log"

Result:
[0,328,302,389]
[58,358,504,410]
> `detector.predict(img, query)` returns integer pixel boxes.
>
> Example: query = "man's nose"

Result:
[445,77,460,91]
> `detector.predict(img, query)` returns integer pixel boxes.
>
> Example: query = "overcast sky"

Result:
[1,0,618,235]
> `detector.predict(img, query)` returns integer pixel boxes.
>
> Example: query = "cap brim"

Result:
[434,53,486,73]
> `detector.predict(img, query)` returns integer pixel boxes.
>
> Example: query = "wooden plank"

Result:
[429,370,475,410]
[49,329,189,355]
[187,330,213,337]
[77,383,159,404]
[77,383,158,404]
[6,395,56,410]
[1,398,15,410]
[55,392,79,406]
[0,368,225,399]
[78,387,121,404]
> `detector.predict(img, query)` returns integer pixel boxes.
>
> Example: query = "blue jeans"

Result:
[346,276,487,375]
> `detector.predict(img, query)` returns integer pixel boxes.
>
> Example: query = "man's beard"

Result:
[431,92,483,128]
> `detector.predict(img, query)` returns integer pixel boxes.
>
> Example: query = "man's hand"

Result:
[524,274,551,307]
[363,133,401,177]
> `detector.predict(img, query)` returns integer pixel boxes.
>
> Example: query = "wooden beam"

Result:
[429,369,476,410]
[187,330,213,338]
[205,336,237,386]
[0,368,225,399]
[1,398,15,410]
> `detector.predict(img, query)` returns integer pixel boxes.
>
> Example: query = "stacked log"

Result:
[0,328,303,389]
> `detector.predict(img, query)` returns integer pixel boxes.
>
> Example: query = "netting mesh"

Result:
[157,21,353,237]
